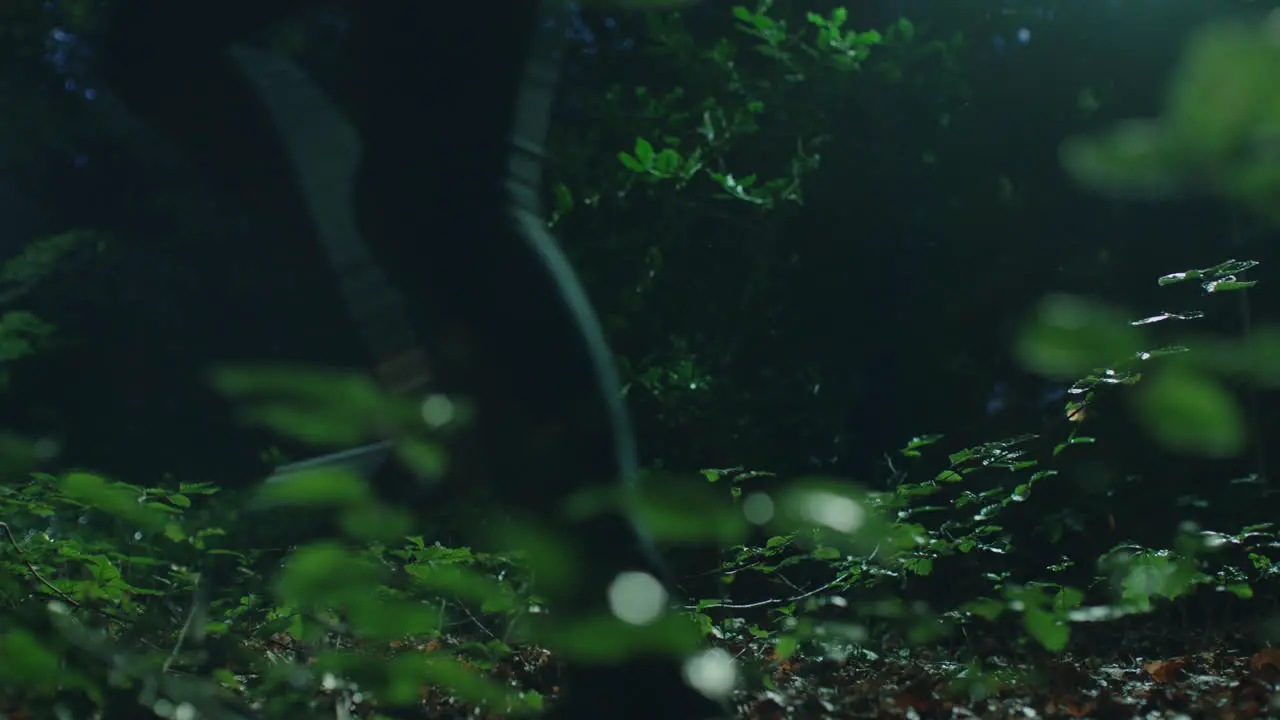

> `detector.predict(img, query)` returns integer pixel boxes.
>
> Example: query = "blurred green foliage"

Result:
[1062,17,1280,223]
[5,3,1280,718]
[0,230,100,390]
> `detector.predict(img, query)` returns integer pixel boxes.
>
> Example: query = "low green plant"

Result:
[693,256,1280,670]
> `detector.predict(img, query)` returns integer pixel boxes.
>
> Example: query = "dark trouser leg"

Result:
[345,5,719,717]
[345,0,659,606]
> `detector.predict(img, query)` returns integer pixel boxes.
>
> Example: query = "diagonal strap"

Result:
[227,45,429,395]
[506,4,641,483]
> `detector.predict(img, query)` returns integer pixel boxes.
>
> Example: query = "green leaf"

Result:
[395,438,447,480]
[276,543,384,608]
[1014,294,1142,379]
[775,634,799,659]
[1223,583,1253,599]
[812,545,841,560]
[212,365,401,447]
[60,473,168,532]
[1205,279,1257,292]
[348,599,442,640]
[211,668,240,690]
[0,630,63,688]
[547,612,705,662]
[405,564,517,613]
[961,597,1005,622]
[897,17,915,41]
[340,504,413,542]
[634,137,656,166]
[1134,370,1246,457]
[654,148,682,174]
[0,311,55,363]
[0,230,98,302]
[905,556,933,575]
[552,183,574,215]
[1157,259,1258,286]
[1024,606,1070,651]
[900,433,943,457]
[618,151,646,172]
[256,468,371,508]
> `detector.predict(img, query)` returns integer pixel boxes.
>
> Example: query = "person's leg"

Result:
[341,0,652,606]
[101,0,723,714]
[344,5,723,717]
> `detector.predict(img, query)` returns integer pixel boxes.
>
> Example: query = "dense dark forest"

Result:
[2,0,1280,718]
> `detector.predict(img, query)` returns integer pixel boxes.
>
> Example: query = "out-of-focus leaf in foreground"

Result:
[1061,17,1280,223]
[211,365,420,446]
[1133,369,1246,458]
[1014,294,1143,380]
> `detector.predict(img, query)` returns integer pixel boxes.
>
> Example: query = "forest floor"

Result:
[297,619,1280,719]
[724,638,1277,719]
[6,614,1277,718]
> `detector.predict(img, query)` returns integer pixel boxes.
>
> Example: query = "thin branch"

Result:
[0,521,82,608]
[685,571,853,611]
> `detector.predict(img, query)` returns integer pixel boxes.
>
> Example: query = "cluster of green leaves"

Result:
[689,256,1280,664]
[0,471,214,714]
[8,251,1280,712]
[549,2,965,468]
[2,359,746,716]
[0,230,100,389]
[1017,258,1276,458]
[0,459,550,717]
[540,7,1280,692]
[0,230,100,304]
